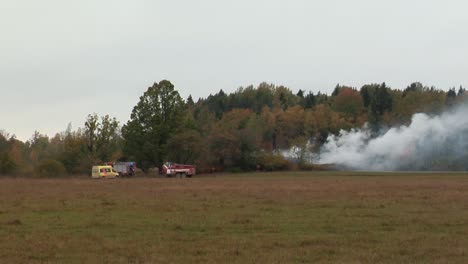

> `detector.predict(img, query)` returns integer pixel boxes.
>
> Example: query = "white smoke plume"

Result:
[317,104,468,171]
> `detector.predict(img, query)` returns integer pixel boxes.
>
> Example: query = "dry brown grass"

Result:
[1,171,468,263]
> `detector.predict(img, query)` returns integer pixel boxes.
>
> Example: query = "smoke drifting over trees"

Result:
[318,104,468,171]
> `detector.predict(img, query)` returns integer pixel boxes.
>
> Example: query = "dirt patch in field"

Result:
[5,219,22,225]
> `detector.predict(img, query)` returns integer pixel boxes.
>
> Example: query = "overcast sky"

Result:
[1,0,467,141]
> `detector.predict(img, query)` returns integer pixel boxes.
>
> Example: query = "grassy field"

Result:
[1,172,468,263]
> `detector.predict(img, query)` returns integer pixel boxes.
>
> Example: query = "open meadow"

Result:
[1,172,468,263]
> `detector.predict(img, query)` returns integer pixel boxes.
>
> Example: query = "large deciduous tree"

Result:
[122,80,185,171]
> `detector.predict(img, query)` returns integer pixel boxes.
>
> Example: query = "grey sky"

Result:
[1,0,467,141]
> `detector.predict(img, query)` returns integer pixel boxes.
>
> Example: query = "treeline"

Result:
[0,80,466,176]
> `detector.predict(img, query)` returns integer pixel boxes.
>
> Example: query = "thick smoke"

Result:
[317,104,468,171]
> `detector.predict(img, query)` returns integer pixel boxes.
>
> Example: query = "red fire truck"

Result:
[162,162,196,178]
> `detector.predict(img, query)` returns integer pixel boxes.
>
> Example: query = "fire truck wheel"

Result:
[181,173,187,178]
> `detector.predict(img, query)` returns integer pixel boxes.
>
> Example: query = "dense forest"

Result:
[1,80,466,176]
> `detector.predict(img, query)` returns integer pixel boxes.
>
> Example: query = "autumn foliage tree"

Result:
[332,87,364,121]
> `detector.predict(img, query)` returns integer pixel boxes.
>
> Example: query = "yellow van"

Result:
[91,165,119,179]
